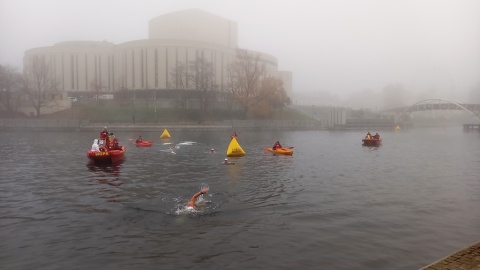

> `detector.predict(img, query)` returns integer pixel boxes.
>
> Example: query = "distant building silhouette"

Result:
[23,9,292,107]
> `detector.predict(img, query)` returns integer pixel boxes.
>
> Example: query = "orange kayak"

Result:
[134,141,154,147]
[265,147,293,156]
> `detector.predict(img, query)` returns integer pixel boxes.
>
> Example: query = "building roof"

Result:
[148,9,238,49]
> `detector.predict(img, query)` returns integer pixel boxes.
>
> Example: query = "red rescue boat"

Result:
[362,138,382,147]
[87,145,126,164]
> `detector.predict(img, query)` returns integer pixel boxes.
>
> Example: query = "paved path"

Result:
[420,242,480,269]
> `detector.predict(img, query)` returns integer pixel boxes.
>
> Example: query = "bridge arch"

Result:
[398,98,480,123]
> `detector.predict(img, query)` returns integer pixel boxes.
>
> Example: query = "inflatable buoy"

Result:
[160,129,171,139]
[99,146,108,152]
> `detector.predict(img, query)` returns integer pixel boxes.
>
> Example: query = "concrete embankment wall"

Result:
[0,119,324,132]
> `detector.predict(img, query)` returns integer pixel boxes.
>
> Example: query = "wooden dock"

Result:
[420,242,480,269]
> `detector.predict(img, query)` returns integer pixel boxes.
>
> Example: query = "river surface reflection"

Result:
[1,128,479,269]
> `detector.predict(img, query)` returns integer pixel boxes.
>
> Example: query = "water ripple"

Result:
[1,129,480,269]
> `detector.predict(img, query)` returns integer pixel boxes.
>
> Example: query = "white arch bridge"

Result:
[396,99,480,124]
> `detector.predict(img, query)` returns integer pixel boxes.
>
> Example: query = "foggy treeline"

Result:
[0,49,291,119]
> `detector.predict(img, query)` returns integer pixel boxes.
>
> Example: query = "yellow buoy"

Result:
[226,137,246,157]
[160,129,171,139]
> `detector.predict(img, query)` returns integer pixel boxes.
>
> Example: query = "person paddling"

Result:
[272,141,282,150]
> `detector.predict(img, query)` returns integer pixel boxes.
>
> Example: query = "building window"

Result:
[140,49,144,88]
[71,55,74,89]
[75,54,79,91]
[131,50,135,89]
[165,48,168,88]
[85,55,88,91]
[155,48,158,88]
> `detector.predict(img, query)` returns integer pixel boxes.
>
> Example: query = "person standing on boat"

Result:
[187,187,209,209]
[100,127,109,146]
[112,135,119,150]
[91,139,100,152]
[107,132,114,149]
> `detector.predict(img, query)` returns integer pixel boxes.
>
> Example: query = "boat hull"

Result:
[266,147,294,155]
[362,139,382,146]
[135,141,153,147]
[87,146,126,164]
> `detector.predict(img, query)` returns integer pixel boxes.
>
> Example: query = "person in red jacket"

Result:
[112,135,119,150]
[100,127,108,140]
[272,141,282,150]
[99,127,109,148]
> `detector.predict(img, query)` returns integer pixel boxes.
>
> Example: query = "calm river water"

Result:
[1,127,479,270]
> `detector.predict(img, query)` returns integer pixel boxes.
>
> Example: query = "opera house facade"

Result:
[23,9,292,113]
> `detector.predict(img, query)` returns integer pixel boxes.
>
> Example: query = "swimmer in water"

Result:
[210,148,215,154]
[170,144,176,154]
[223,158,235,165]
[187,187,209,209]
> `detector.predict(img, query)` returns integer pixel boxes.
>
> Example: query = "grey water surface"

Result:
[1,128,479,270]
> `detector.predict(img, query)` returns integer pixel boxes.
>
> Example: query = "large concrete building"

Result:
[23,9,292,111]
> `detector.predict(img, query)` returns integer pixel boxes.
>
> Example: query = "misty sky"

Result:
[1,0,479,106]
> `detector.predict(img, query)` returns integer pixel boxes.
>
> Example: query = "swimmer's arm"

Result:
[187,190,208,207]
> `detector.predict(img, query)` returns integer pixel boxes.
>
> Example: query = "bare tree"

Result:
[224,64,241,111]
[0,64,23,114]
[169,57,217,111]
[227,49,265,116]
[168,62,188,109]
[89,77,105,104]
[190,57,217,111]
[24,55,58,117]
[115,75,131,106]
[252,75,290,118]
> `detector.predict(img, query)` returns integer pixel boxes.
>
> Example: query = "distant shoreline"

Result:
[0,118,326,132]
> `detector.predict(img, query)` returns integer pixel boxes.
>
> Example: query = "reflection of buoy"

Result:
[160,129,171,139]
[395,125,401,132]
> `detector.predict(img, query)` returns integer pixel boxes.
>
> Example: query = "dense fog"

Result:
[1,0,479,109]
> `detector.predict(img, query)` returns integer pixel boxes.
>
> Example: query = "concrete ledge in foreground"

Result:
[420,241,480,270]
